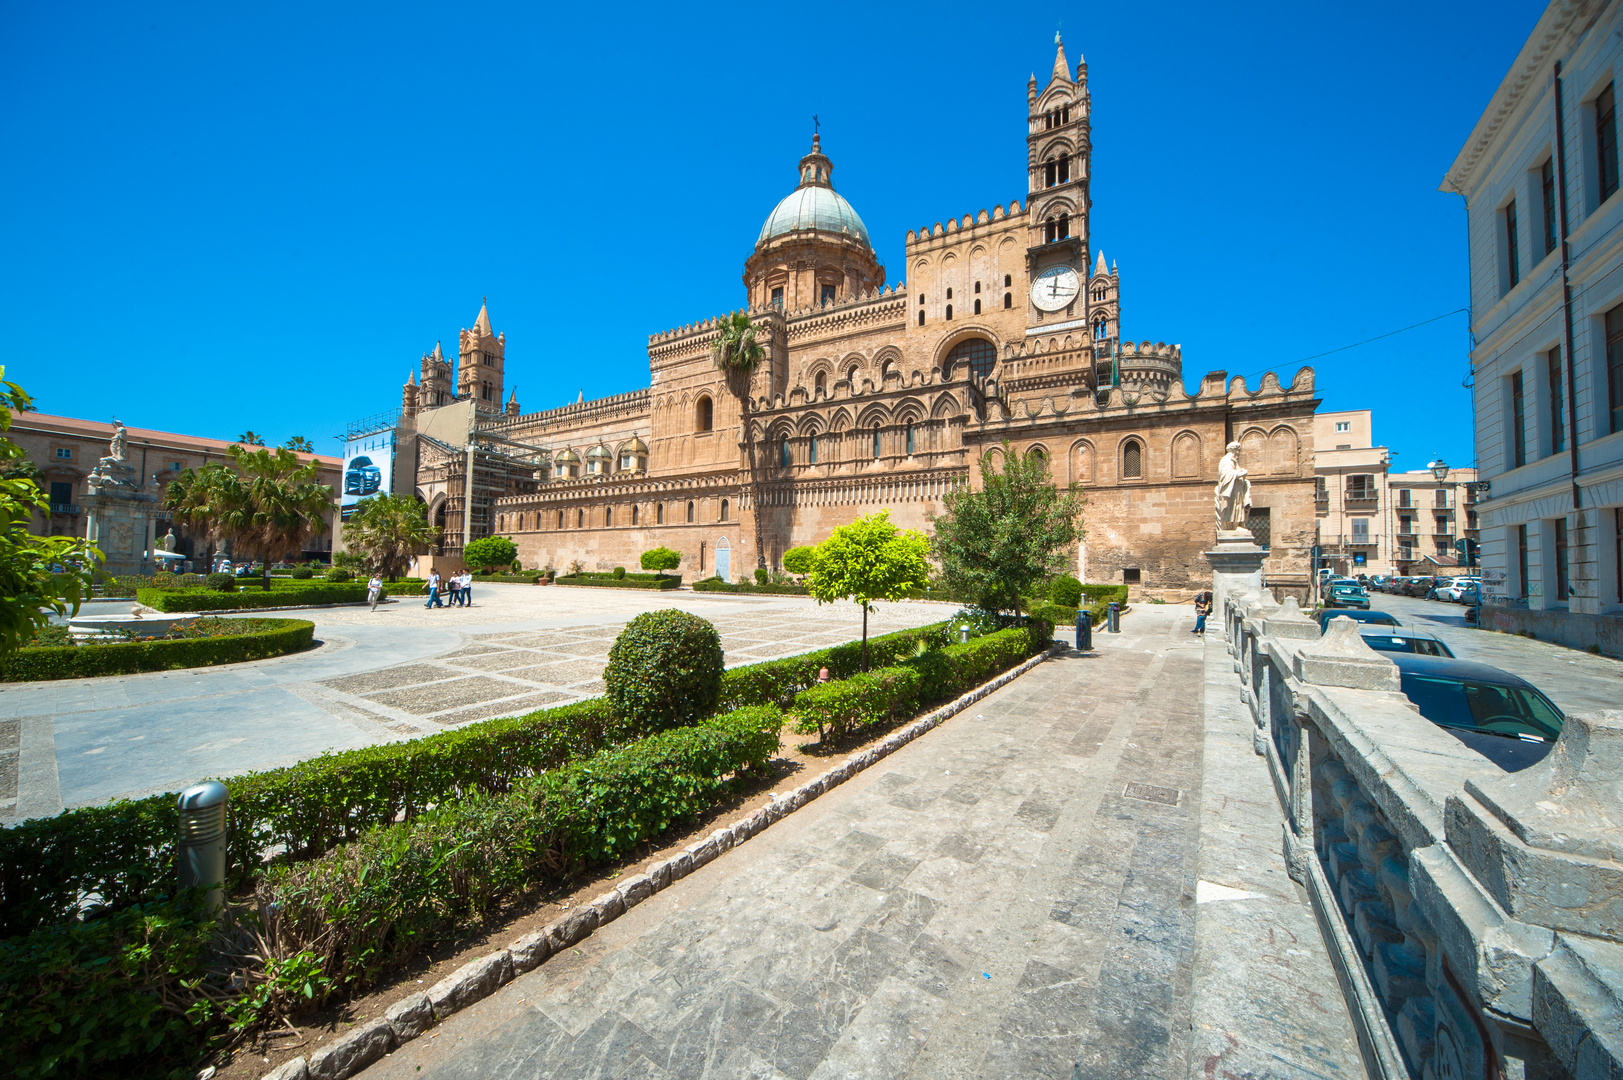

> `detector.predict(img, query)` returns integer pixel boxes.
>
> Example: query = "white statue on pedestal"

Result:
[1215,441,1252,533]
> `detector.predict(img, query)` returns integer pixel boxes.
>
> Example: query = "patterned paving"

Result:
[316,616,903,730]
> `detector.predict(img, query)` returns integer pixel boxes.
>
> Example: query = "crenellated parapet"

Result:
[905,201,1025,249]
[481,388,651,434]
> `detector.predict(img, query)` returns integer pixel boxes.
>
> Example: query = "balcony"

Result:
[49,503,80,515]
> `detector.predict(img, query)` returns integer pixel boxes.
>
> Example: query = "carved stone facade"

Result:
[398,38,1319,595]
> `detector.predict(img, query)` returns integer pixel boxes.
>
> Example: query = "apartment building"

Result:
[1442,0,1623,654]
[1313,410,1393,575]
[1387,467,1481,575]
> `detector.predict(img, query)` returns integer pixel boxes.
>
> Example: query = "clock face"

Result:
[1030,265,1081,312]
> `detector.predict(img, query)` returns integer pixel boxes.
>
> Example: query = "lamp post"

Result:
[1428,458,1449,482]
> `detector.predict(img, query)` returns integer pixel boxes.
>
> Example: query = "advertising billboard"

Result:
[341,428,396,520]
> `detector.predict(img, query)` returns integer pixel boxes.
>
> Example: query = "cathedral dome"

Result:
[756,135,871,249]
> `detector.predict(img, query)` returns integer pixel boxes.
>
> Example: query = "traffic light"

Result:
[1455,537,1480,568]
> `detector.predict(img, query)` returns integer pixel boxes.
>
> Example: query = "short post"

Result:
[1076,609,1092,651]
[177,781,228,914]
[959,623,970,644]
[1107,602,1120,633]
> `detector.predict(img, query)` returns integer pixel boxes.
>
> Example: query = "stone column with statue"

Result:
[1204,440,1268,637]
[82,418,161,577]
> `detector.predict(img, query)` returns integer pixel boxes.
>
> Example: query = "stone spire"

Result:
[1050,33,1071,85]
[1095,250,1108,276]
[474,297,493,336]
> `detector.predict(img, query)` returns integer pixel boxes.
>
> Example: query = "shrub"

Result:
[692,578,809,595]
[1079,584,1129,605]
[612,566,626,579]
[260,706,781,992]
[462,536,517,571]
[781,545,815,576]
[754,567,769,585]
[137,584,366,612]
[204,572,236,592]
[290,566,314,580]
[1049,574,1083,608]
[640,546,681,575]
[604,611,723,738]
[793,665,922,742]
[1026,601,1078,630]
[717,621,954,710]
[555,574,680,591]
[324,568,353,583]
[0,620,314,683]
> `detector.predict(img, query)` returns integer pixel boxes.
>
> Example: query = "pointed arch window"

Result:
[1004,292,1012,309]
[945,304,952,320]
[631,505,639,525]
[945,337,996,382]
[695,395,713,432]
[687,501,695,523]
[1044,218,1057,243]
[1045,159,1057,187]
[906,423,915,455]
[815,371,826,397]
[1122,439,1144,480]
[872,426,882,458]
[779,437,790,468]
[809,435,818,464]
[1057,153,1070,183]
[557,510,564,529]
[577,508,584,527]
[1058,213,1070,240]
[973,298,981,315]
[605,506,613,526]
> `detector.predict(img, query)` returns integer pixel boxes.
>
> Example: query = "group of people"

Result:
[424,569,474,608]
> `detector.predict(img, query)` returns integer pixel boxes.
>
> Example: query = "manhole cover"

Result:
[1123,782,1180,806]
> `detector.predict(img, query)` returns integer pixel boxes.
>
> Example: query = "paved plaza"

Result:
[351,605,1363,1080]
[0,586,947,820]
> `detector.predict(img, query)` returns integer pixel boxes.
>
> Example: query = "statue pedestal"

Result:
[83,457,159,578]
[1205,530,1267,640]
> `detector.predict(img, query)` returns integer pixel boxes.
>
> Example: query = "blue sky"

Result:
[1,1,1542,476]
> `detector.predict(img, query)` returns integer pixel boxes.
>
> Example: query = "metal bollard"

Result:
[1107,601,1120,633]
[177,781,228,914]
[959,623,970,644]
[1075,610,1092,651]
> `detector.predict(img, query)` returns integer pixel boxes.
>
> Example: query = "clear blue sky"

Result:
[1,1,1542,476]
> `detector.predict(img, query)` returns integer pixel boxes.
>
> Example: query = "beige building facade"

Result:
[10,412,341,570]
[1313,410,1393,575]
[388,39,1320,597]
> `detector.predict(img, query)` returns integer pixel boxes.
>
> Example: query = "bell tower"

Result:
[1025,35,1091,333]
[457,298,506,414]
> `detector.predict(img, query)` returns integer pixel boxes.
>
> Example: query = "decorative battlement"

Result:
[905,201,1025,247]
[481,388,650,433]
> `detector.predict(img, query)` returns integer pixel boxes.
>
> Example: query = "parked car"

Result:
[1438,577,1480,603]
[1403,576,1437,598]
[1320,575,1360,602]
[1389,653,1564,771]
[1315,608,1400,633]
[1328,582,1371,609]
[1357,626,1455,657]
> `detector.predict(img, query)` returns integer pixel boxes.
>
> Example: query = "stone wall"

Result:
[1221,589,1623,1080]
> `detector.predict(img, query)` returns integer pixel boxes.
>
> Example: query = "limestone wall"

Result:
[1222,590,1623,1080]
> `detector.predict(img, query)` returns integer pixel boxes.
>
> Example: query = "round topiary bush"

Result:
[604,610,723,738]
[205,572,236,592]
[612,566,626,579]
[754,567,768,585]
[290,566,315,580]
[1049,574,1083,608]
[325,568,353,583]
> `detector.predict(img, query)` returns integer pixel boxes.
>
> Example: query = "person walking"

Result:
[1191,591,1211,635]
[462,569,474,607]
[367,572,384,612]
[425,569,442,609]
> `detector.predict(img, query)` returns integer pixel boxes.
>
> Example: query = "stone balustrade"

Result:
[1220,589,1623,1080]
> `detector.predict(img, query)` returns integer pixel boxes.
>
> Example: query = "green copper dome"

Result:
[756,135,872,249]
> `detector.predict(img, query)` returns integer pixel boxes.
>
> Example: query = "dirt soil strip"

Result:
[220,643,1062,1080]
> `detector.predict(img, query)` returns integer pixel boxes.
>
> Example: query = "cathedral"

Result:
[384,37,1319,597]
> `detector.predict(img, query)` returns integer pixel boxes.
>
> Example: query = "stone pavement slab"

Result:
[357,607,1222,1080]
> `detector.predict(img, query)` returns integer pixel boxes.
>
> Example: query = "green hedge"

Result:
[693,578,808,595]
[1079,584,1129,605]
[261,705,782,991]
[381,579,427,596]
[716,620,952,710]
[556,573,681,590]
[137,584,367,611]
[793,666,922,741]
[471,573,540,584]
[0,619,314,683]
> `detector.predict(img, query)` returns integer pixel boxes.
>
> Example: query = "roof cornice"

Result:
[1441,0,1608,196]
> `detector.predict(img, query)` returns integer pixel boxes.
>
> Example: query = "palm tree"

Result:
[711,311,767,571]
[236,431,266,447]
[283,435,315,453]
[342,493,437,580]
[167,446,333,589]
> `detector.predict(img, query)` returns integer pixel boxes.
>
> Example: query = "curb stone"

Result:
[257,641,1060,1080]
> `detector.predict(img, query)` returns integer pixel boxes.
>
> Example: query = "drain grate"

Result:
[1123,781,1181,806]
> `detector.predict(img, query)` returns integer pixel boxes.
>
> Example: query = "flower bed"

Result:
[136,583,367,612]
[0,619,314,683]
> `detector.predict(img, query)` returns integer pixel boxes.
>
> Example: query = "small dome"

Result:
[553,448,580,463]
[585,444,612,460]
[624,436,648,454]
[756,134,871,249]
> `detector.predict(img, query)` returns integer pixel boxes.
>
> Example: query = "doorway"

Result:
[715,536,731,582]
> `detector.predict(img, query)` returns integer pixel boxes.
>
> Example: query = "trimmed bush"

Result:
[604,610,723,738]
[137,584,366,611]
[717,621,953,710]
[204,572,236,592]
[382,578,427,596]
[612,566,626,579]
[754,567,769,585]
[640,546,681,575]
[463,536,518,571]
[781,545,815,576]
[793,665,922,741]
[471,572,540,584]
[0,619,314,683]
[556,573,681,590]
[260,706,781,991]
[1079,584,1129,605]
[324,568,353,583]
[1049,575,1083,608]
[290,566,314,580]
[693,578,809,595]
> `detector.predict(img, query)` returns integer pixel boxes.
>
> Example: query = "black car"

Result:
[1388,653,1564,771]
[345,455,383,496]
[1315,608,1400,633]
[1357,626,1455,657]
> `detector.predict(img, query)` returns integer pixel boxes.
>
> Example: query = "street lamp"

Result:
[1428,458,1449,481]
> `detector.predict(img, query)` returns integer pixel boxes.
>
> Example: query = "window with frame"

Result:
[577,509,584,528]
[906,423,915,455]
[1555,517,1570,600]
[1351,518,1370,543]
[1542,158,1558,255]
[687,501,695,523]
[54,447,72,460]
[1434,488,1448,508]
[1436,515,1450,535]
[1599,82,1619,203]
[779,437,790,468]
[945,338,996,381]
[1504,197,1520,289]
[1400,515,1413,535]
[815,372,826,397]
[1003,292,1012,308]
[771,287,784,310]
[720,499,729,521]
[1607,303,1623,434]
[1335,421,1350,432]
[657,503,664,524]
[696,395,713,432]
[820,284,835,307]
[1347,474,1376,500]
[1121,439,1143,479]
[872,427,882,458]
[1122,568,1141,584]
[1314,477,1328,502]
[809,436,818,464]
[1548,346,1566,453]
